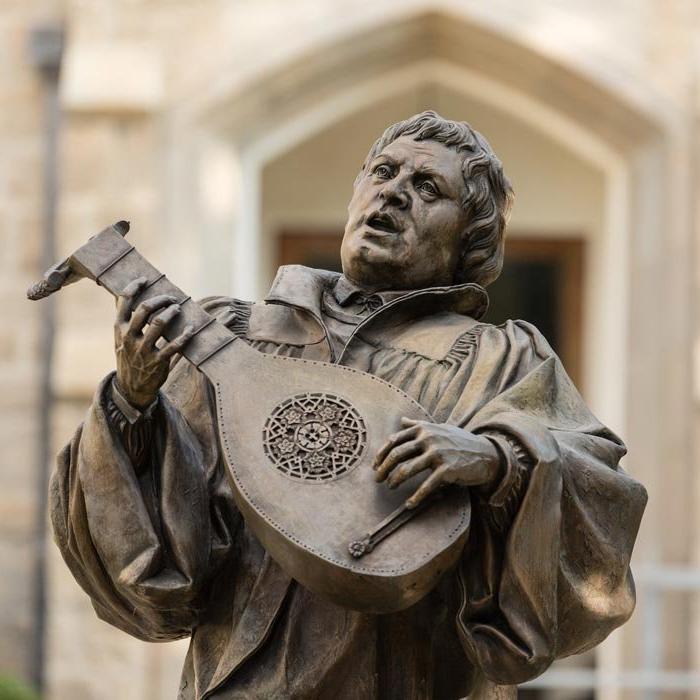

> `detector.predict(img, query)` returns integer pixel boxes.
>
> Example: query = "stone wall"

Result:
[0,0,60,686]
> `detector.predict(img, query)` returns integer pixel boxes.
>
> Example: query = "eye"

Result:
[417,179,439,197]
[373,164,392,179]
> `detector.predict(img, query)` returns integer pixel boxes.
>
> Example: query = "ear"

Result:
[453,229,471,284]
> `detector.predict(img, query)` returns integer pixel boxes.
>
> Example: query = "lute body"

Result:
[34,223,471,613]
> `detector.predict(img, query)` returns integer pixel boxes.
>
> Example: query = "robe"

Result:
[49,266,647,699]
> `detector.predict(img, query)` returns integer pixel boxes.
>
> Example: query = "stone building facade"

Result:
[2,1,700,698]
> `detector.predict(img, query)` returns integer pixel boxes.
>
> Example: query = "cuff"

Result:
[111,379,159,425]
[105,376,159,473]
[478,432,534,533]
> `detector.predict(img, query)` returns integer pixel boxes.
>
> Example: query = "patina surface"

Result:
[45,112,647,699]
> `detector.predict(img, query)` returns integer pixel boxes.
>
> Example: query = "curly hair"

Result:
[357,111,514,287]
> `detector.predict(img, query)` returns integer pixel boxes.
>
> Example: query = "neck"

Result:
[69,224,236,368]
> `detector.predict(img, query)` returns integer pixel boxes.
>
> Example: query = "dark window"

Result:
[485,257,561,354]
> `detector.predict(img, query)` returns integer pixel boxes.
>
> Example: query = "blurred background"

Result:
[1,1,699,698]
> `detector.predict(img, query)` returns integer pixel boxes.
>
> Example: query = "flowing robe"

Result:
[49,266,647,699]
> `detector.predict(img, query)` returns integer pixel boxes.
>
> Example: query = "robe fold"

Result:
[50,266,647,699]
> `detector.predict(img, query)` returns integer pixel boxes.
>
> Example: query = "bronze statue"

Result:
[39,112,647,699]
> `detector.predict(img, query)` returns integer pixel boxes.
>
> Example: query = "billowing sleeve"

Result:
[49,306,242,642]
[446,320,647,684]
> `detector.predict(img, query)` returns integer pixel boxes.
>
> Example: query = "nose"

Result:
[379,180,410,210]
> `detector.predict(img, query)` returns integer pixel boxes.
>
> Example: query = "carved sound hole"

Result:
[263,393,367,481]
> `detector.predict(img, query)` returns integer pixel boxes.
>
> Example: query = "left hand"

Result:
[373,418,503,508]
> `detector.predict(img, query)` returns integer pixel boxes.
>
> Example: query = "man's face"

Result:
[341,136,469,291]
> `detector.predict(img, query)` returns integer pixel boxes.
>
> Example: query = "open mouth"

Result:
[366,211,402,234]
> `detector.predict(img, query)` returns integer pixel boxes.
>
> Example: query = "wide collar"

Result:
[264,265,489,322]
[333,275,412,307]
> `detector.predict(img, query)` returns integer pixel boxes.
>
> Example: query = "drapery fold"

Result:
[49,286,646,698]
[450,323,646,684]
[51,375,238,641]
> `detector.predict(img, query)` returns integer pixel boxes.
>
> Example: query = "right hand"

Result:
[114,277,195,408]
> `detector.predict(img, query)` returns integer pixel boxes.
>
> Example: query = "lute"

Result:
[29,222,471,613]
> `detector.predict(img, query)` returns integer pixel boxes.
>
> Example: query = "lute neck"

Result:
[69,224,237,369]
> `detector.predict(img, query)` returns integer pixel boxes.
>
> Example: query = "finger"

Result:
[373,425,419,468]
[374,440,422,482]
[116,277,148,323]
[386,454,432,489]
[406,469,444,509]
[159,325,196,359]
[142,303,181,346]
[400,417,426,428]
[128,294,178,335]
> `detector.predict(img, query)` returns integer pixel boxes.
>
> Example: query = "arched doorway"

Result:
[161,7,690,698]
[266,85,596,386]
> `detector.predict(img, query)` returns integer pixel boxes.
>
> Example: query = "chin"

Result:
[342,247,397,289]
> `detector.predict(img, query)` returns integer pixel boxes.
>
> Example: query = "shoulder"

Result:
[199,295,252,316]
[374,312,552,362]
[430,317,558,364]
[478,319,557,358]
[199,295,253,335]
[462,319,569,389]
[199,295,326,346]
[376,311,485,360]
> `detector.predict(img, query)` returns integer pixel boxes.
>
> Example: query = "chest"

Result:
[242,303,486,419]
